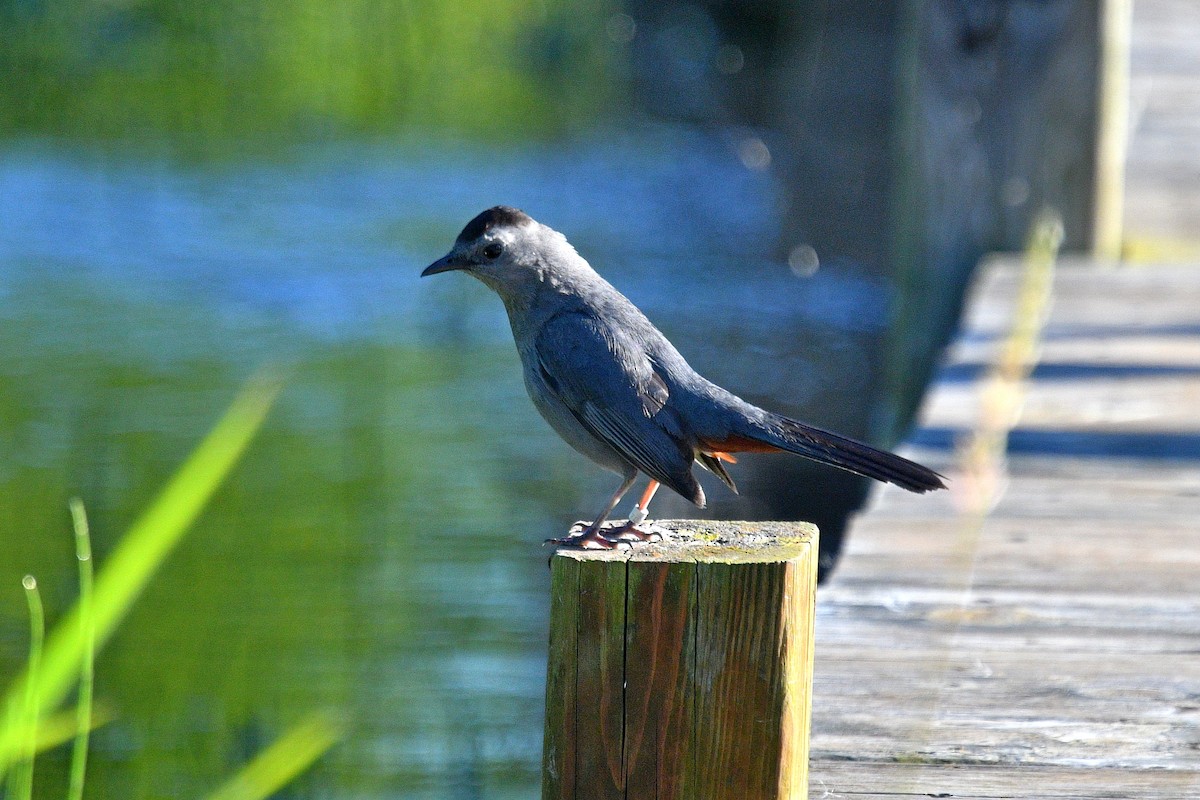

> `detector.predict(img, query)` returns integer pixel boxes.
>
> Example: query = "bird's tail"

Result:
[719,411,946,493]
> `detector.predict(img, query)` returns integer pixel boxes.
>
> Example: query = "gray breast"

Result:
[520,361,634,477]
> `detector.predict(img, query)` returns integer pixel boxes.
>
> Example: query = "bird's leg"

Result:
[608,480,663,543]
[546,474,637,550]
[629,480,660,525]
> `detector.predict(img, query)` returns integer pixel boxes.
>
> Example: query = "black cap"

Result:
[457,206,533,243]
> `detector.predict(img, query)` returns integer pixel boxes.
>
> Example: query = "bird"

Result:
[422,206,946,549]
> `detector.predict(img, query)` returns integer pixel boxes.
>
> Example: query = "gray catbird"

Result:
[423,206,945,548]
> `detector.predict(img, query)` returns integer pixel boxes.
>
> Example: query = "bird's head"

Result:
[421,206,589,303]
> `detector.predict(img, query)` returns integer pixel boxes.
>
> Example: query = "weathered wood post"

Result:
[542,520,818,800]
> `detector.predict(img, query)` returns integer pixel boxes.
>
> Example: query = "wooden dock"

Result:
[810,5,1200,789]
[808,259,1200,798]
[1125,0,1200,247]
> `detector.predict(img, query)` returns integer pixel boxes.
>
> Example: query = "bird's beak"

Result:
[421,252,470,277]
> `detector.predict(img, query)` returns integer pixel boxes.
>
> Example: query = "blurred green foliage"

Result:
[0,270,559,797]
[1,376,346,800]
[0,0,620,149]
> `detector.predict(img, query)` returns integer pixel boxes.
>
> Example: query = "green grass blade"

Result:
[6,576,45,800]
[67,498,95,800]
[0,705,115,766]
[202,711,343,800]
[0,373,283,770]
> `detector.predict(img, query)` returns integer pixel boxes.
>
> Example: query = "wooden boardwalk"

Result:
[1126,0,1200,245]
[809,260,1200,798]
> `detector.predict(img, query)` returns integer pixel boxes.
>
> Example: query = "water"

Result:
[0,130,890,798]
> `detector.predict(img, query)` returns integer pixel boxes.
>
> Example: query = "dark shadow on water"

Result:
[912,427,1200,461]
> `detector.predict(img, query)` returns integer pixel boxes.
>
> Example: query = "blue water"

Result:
[0,129,890,798]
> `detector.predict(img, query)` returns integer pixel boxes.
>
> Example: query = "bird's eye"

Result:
[482,242,503,260]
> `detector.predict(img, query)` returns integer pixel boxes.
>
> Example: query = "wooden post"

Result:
[542,520,818,800]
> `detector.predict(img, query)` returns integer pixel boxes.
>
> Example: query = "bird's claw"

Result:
[609,522,663,543]
[545,519,661,550]
[544,529,627,550]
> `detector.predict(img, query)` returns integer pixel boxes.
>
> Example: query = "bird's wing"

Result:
[534,311,702,504]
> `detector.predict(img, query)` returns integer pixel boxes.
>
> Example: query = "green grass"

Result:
[5,575,44,800]
[65,499,93,800]
[0,371,343,799]
[202,711,344,800]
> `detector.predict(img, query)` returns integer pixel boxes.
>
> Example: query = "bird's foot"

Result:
[605,520,664,543]
[545,523,624,550]
[544,519,663,549]
[545,518,664,549]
